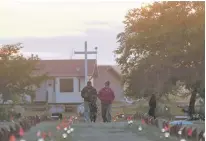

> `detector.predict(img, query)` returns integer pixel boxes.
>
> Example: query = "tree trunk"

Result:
[188,89,197,118]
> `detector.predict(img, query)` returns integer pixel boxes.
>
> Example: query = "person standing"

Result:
[98,81,115,122]
[81,81,97,122]
[148,94,156,119]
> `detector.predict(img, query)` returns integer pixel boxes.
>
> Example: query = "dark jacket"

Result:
[149,95,156,108]
[98,87,115,104]
[81,86,97,102]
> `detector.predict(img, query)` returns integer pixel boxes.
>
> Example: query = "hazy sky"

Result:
[0,0,149,64]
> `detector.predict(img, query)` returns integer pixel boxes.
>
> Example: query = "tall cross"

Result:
[74,41,98,86]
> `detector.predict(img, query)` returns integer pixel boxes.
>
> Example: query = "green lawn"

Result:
[112,101,185,118]
[21,101,184,120]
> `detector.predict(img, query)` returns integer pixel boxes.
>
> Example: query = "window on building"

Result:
[59,78,74,92]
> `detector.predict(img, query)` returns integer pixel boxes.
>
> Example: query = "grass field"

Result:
[0,99,185,123]
[20,100,184,120]
[112,101,184,117]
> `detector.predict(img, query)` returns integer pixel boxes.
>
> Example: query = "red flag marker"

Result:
[127,116,132,121]
[187,128,192,136]
[164,125,169,131]
[19,127,24,136]
[9,135,16,141]
[41,132,47,139]
[64,123,68,128]
[141,119,145,124]
[56,125,61,130]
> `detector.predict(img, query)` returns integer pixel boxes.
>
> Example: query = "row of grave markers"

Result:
[0,111,204,141]
[113,112,205,141]
[0,115,48,141]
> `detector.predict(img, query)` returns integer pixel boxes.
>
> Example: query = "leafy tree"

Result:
[0,43,50,103]
[115,1,204,116]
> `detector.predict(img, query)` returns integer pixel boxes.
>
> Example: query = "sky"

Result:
[0,0,148,65]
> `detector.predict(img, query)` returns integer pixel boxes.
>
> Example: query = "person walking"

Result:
[89,94,98,122]
[81,81,97,122]
[148,94,157,119]
[98,81,115,122]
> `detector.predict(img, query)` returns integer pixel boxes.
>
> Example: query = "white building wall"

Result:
[35,76,92,103]
[35,81,47,102]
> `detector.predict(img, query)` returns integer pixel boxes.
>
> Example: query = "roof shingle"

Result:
[35,59,96,77]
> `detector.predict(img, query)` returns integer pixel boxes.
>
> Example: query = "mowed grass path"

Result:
[21,120,177,141]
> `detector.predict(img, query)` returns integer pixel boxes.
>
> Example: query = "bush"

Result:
[0,105,22,121]
[0,107,9,121]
